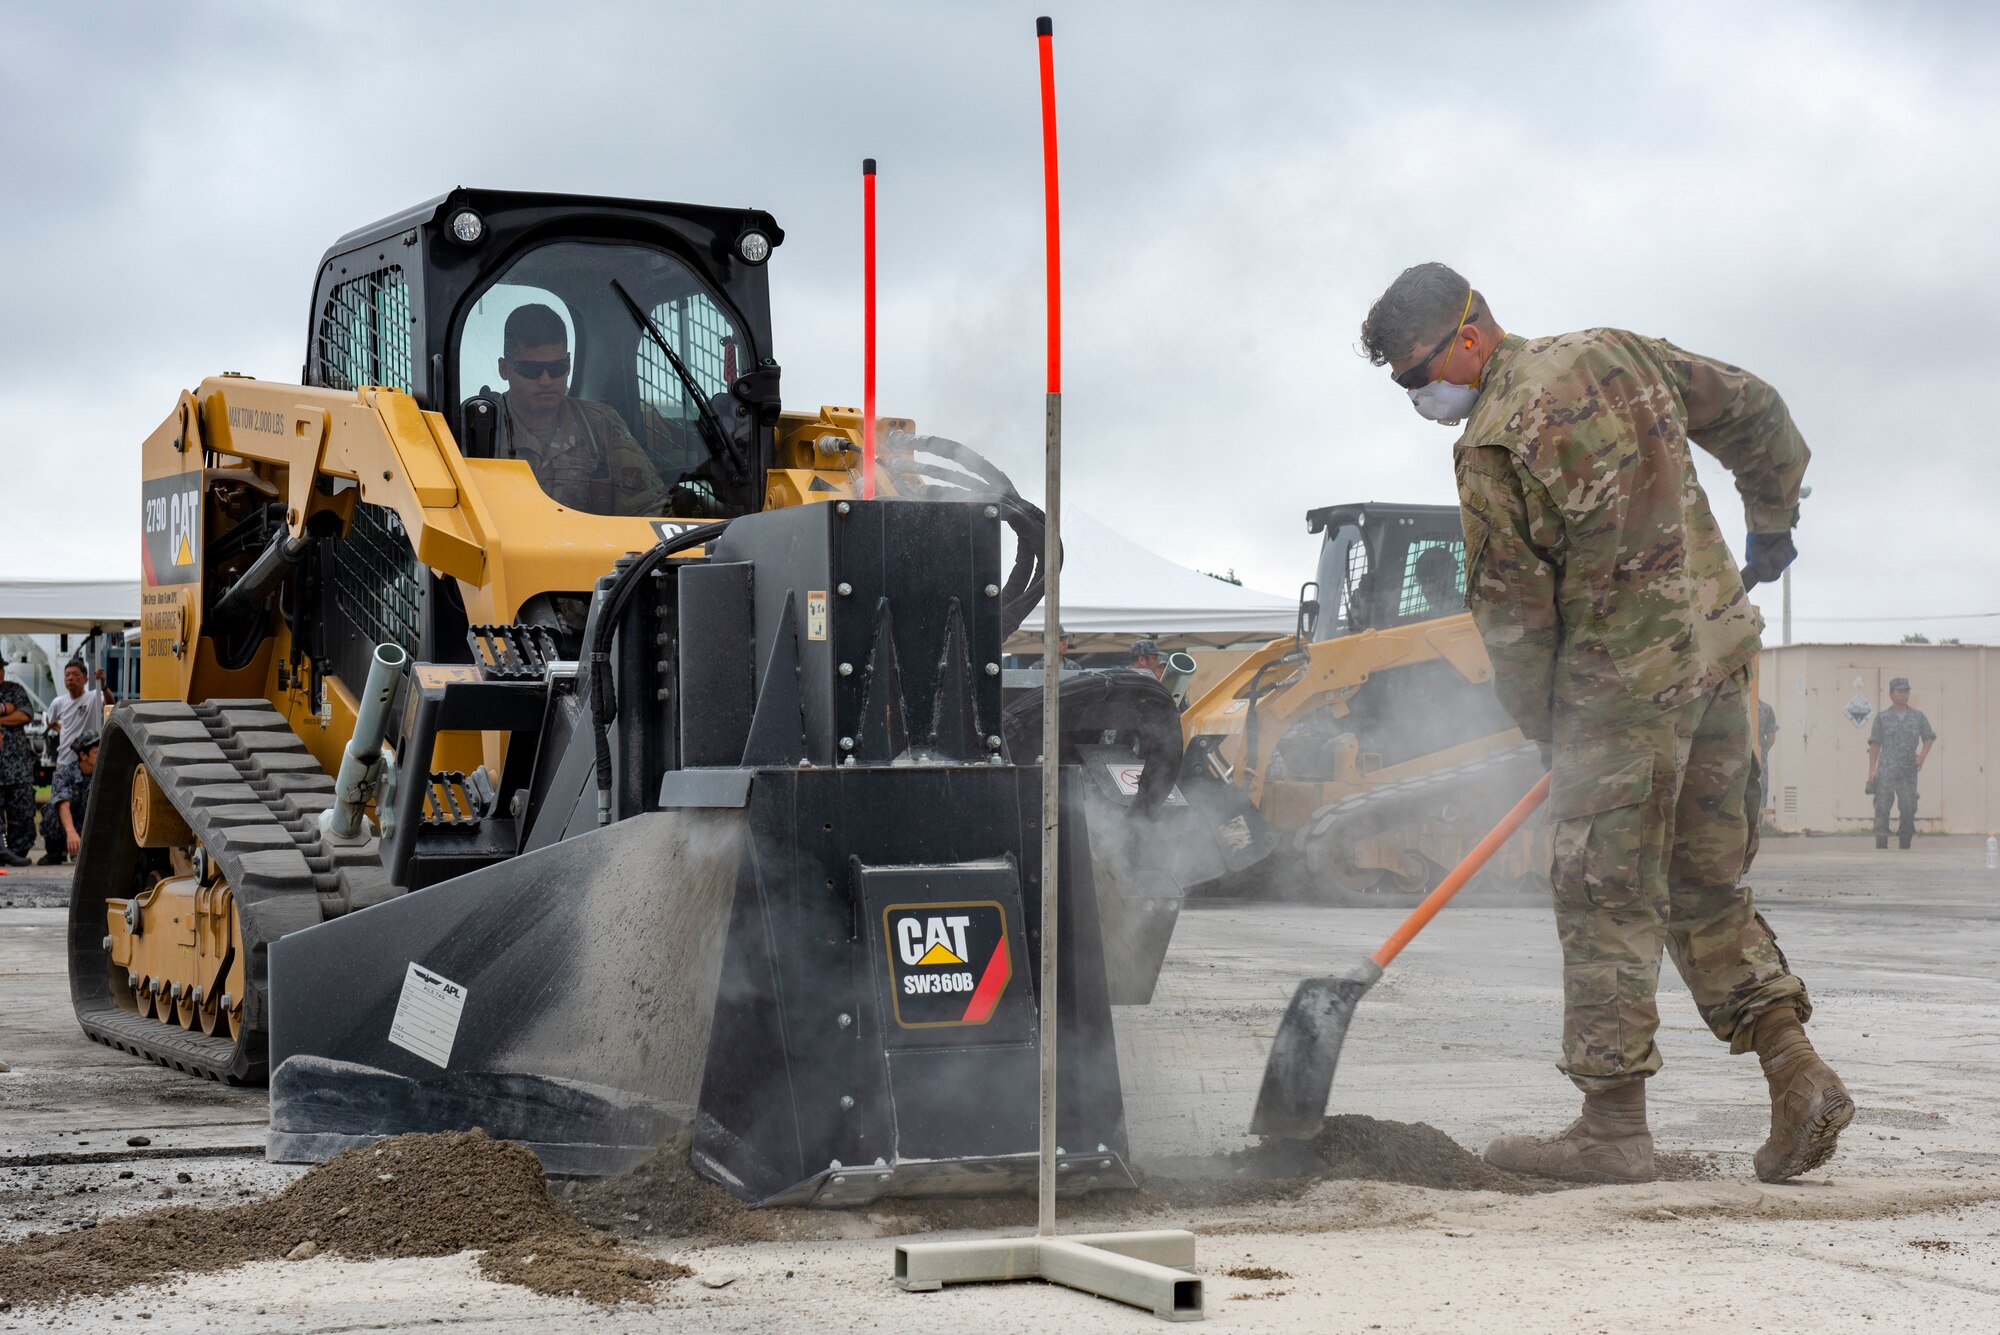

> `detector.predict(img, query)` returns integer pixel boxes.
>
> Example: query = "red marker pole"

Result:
[862,158,878,499]
[1034,13,1063,1243]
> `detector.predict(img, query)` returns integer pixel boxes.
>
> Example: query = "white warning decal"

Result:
[387,962,469,1069]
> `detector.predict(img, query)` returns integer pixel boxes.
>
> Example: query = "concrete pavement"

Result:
[2,835,1996,1331]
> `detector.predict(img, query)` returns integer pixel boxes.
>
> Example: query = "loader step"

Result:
[419,770,487,828]
[468,624,561,680]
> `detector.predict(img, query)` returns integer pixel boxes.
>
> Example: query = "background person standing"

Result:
[45,659,102,769]
[0,662,33,867]
[1866,677,1935,850]
[1126,638,1163,678]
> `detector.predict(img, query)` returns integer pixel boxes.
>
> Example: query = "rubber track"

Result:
[1293,741,1548,895]
[73,699,345,1084]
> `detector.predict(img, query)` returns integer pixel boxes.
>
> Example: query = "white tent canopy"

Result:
[0,516,141,633]
[0,505,1292,647]
[1010,509,1297,652]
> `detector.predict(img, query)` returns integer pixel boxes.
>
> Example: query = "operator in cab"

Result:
[495,303,669,516]
[1413,545,1462,618]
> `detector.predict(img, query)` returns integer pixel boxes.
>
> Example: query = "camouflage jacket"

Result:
[0,680,32,786]
[49,757,91,826]
[501,395,669,517]
[1867,705,1934,778]
[1453,330,1808,744]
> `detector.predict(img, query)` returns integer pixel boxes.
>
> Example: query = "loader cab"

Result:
[296,188,785,698]
[303,188,785,521]
[1305,502,1466,640]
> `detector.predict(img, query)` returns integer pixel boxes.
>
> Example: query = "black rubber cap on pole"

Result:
[863,158,876,175]
[1037,16,1052,35]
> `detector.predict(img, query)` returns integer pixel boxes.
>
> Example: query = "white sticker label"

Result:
[806,590,828,641]
[1103,760,1186,805]
[387,962,468,1069]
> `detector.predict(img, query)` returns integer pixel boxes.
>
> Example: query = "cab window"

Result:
[454,240,753,519]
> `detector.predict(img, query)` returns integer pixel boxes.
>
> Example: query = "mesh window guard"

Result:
[636,292,734,415]
[318,267,415,393]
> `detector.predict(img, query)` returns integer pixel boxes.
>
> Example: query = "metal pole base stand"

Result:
[895,1228,1204,1322]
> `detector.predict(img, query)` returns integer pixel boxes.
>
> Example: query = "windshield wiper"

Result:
[609,279,745,484]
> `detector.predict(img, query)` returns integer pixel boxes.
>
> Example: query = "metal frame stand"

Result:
[895,1230,1203,1321]
[888,16,1203,1323]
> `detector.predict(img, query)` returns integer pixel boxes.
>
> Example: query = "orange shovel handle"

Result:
[1368,772,1552,970]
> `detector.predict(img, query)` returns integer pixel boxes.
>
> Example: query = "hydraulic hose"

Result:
[878,429,1055,639]
[209,528,311,641]
[588,520,731,823]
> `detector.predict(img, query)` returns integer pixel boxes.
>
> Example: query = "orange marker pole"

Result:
[861,158,878,499]
[1034,12,1063,1242]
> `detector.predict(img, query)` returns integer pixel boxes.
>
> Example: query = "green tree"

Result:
[1200,567,1243,586]
[1900,632,1932,644]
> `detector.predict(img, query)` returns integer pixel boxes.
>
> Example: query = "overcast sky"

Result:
[4,0,1994,645]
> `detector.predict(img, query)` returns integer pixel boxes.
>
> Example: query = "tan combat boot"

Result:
[1483,1081,1654,1184]
[1750,1006,1854,1183]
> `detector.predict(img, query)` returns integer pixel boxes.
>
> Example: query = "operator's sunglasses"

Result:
[508,356,571,380]
[1392,325,1465,391]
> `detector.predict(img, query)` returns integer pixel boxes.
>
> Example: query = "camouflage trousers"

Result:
[40,796,77,858]
[0,783,33,855]
[0,783,33,856]
[1872,773,1918,843]
[1547,665,1809,1093]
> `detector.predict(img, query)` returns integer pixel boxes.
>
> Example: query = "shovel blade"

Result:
[1248,959,1384,1140]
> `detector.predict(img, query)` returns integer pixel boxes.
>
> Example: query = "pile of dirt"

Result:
[0,1131,686,1310]
[1309,1114,1549,1194]
[558,1132,768,1241]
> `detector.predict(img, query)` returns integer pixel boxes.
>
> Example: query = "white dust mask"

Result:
[1408,378,1480,424]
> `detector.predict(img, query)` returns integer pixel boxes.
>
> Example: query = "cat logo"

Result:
[141,475,203,587]
[882,901,1011,1029]
[653,520,705,544]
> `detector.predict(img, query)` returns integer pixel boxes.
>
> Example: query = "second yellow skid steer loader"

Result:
[1179,501,1551,902]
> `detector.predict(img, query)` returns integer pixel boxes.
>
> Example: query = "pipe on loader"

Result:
[320,643,409,842]
[1159,651,1197,706]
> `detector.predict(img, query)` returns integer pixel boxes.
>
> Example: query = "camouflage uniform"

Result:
[501,395,669,517]
[40,756,91,857]
[1867,704,1933,844]
[1455,329,1812,1092]
[0,679,35,859]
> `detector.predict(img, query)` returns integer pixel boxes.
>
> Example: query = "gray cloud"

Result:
[2,0,1990,642]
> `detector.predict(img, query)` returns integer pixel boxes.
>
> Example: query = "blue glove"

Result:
[1743,531,1797,590]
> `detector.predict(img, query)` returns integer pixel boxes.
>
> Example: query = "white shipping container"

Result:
[1758,643,2000,836]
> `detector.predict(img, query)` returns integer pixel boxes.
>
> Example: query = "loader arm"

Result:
[188,376,671,630]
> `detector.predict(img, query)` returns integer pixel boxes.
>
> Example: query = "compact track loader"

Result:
[1179,502,1551,901]
[71,189,1205,1204]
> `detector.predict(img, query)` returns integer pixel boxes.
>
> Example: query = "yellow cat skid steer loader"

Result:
[71,189,1214,1205]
